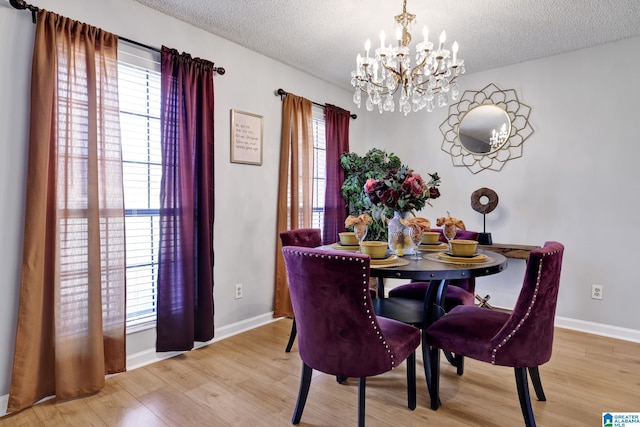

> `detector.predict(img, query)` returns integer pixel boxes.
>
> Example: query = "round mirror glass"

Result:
[458,105,511,154]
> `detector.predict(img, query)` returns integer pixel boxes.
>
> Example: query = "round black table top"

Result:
[368,250,508,327]
[319,245,508,282]
[368,250,507,282]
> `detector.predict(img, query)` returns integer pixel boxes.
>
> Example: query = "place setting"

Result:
[359,241,410,268]
[427,239,491,264]
[331,231,361,251]
[332,214,374,251]
[336,215,410,267]
[418,231,448,252]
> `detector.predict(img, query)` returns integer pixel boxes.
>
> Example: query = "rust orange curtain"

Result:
[274,94,313,318]
[8,11,125,413]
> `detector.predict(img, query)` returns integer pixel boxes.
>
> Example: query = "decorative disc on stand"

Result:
[471,188,499,245]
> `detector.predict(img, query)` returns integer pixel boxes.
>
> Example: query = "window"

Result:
[311,106,326,231]
[118,44,161,329]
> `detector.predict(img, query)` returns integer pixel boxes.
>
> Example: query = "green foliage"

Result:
[340,148,401,241]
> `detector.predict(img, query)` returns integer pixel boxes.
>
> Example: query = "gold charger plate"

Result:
[419,242,448,251]
[331,242,359,251]
[370,255,398,265]
[370,256,410,268]
[433,252,489,264]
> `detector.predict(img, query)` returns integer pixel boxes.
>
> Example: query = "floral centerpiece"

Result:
[364,167,440,213]
[340,149,402,242]
[364,166,441,256]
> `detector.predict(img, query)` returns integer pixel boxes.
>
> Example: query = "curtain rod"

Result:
[276,88,357,120]
[9,0,226,76]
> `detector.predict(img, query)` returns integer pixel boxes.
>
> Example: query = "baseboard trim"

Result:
[554,315,640,343]
[490,303,640,343]
[0,396,6,418]
[126,312,278,371]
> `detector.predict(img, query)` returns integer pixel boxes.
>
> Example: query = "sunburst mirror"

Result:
[440,83,534,174]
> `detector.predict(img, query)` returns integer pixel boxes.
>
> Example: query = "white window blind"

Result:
[312,106,326,232]
[118,43,161,329]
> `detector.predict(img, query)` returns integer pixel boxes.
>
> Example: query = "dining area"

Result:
[279,223,564,427]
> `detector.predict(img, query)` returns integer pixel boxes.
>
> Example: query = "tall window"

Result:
[118,44,161,329]
[312,106,326,231]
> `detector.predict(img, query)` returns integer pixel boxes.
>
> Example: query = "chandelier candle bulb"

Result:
[452,41,458,63]
[423,25,428,43]
[439,31,446,50]
[365,39,371,59]
[380,30,386,48]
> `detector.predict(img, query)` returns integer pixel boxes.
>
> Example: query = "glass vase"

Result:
[387,211,416,256]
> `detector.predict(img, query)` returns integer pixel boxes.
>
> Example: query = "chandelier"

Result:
[351,0,465,115]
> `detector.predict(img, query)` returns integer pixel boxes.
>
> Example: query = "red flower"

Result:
[380,189,399,207]
[429,187,441,199]
[364,178,378,193]
[402,173,425,198]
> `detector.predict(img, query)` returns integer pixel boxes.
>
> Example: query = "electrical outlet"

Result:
[591,284,603,300]
[235,283,243,299]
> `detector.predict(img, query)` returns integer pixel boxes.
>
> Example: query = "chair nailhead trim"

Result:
[284,248,397,368]
[491,249,560,365]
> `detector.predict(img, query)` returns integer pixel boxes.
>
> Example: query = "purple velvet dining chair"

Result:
[424,241,564,427]
[279,228,323,353]
[387,228,479,374]
[282,246,421,427]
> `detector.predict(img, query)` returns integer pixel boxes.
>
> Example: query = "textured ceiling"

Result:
[133,0,640,91]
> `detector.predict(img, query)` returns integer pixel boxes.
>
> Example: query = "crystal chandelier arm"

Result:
[409,51,430,81]
[354,58,403,96]
[353,74,400,96]
[412,72,460,95]
[380,58,403,79]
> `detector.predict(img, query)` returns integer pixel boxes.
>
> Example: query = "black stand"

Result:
[478,214,492,245]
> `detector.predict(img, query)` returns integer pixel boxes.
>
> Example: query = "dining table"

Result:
[322,243,508,326]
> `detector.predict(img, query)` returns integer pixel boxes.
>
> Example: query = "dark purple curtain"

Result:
[322,104,350,244]
[157,46,215,351]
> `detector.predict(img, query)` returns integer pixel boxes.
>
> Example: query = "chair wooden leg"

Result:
[358,377,366,427]
[442,350,465,376]
[421,330,431,394]
[407,352,416,410]
[514,367,536,427]
[292,363,313,424]
[443,349,455,365]
[285,317,297,352]
[528,366,546,401]
[454,353,464,376]
[427,345,442,410]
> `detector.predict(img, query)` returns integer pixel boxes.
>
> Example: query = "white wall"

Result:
[1,0,639,409]
[353,36,640,338]
[0,0,372,403]
[0,4,31,410]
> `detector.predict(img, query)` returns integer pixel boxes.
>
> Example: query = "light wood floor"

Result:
[2,319,639,426]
